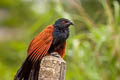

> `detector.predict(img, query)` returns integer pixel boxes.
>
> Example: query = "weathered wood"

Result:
[38,52,66,80]
[29,52,66,80]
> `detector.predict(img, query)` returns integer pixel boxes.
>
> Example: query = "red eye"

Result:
[62,21,66,24]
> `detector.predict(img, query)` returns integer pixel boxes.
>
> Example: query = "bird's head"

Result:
[54,18,73,29]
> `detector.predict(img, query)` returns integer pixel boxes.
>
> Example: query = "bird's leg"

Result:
[50,52,61,58]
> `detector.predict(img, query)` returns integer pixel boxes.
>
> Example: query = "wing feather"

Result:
[27,25,54,62]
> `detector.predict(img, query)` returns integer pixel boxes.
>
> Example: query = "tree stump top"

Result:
[38,53,66,80]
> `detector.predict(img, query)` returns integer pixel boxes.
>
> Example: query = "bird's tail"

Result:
[14,57,33,80]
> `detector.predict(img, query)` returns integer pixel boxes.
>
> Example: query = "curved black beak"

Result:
[69,21,74,25]
[65,21,74,27]
[66,21,74,27]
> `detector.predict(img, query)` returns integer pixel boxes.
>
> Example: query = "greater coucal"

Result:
[14,18,73,80]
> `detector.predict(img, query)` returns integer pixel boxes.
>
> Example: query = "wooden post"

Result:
[29,52,66,80]
[38,52,66,80]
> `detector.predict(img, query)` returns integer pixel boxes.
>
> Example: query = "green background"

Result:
[0,0,120,80]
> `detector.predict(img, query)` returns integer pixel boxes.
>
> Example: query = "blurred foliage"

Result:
[0,0,120,80]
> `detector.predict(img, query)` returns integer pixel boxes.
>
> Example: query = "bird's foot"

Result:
[50,52,61,58]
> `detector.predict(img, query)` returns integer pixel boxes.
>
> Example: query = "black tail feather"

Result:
[14,57,33,80]
[28,60,40,80]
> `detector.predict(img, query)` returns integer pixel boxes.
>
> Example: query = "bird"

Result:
[14,18,73,80]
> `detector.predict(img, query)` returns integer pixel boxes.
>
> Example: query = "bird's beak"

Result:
[65,21,74,28]
[69,21,74,25]
[66,21,74,27]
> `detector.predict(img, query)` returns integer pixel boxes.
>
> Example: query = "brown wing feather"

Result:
[27,25,54,62]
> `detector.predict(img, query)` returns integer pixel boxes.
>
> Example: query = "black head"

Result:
[54,18,73,29]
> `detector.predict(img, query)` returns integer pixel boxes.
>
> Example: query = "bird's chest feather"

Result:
[49,28,69,52]
[53,28,69,45]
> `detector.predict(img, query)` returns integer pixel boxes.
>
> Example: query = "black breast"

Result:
[48,27,69,53]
